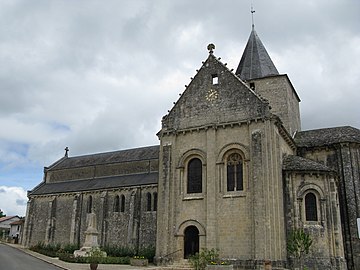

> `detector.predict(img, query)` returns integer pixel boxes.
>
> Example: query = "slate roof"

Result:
[48,145,160,170]
[295,126,360,148]
[283,155,333,172]
[30,172,158,195]
[236,27,279,81]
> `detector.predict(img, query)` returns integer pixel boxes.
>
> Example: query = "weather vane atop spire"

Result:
[251,4,255,29]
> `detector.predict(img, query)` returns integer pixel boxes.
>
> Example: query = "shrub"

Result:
[58,253,88,263]
[287,229,313,270]
[138,246,155,262]
[62,243,79,254]
[189,248,221,270]
[102,245,136,257]
[29,242,60,257]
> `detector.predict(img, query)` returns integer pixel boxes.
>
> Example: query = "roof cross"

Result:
[64,146,69,157]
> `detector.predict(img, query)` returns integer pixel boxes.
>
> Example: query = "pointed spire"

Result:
[235,26,279,81]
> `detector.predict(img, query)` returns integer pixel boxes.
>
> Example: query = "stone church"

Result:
[23,27,360,270]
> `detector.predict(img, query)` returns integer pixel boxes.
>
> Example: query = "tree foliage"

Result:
[0,209,6,218]
[287,229,313,270]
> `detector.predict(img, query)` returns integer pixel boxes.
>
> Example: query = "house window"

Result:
[114,195,120,212]
[120,195,125,212]
[147,192,152,211]
[305,192,318,221]
[227,153,243,191]
[153,192,158,211]
[187,158,202,193]
[87,196,92,213]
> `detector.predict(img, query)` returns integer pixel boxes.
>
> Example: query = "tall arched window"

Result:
[227,153,243,191]
[187,158,202,193]
[114,195,120,212]
[87,195,92,213]
[305,192,318,221]
[153,192,158,211]
[147,192,152,211]
[120,195,125,212]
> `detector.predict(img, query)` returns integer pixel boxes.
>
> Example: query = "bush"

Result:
[29,242,60,257]
[62,243,79,254]
[189,248,222,270]
[59,253,88,263]
[102,245,136,257]
[138,246,155,262]
[30,242,137,265]
[102,256,130,264]
[59,253,131,264]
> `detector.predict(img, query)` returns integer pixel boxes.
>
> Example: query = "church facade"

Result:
[23,28,359,270]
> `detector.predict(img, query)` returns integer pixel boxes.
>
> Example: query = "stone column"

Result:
[69,194,79,244]
[251,129,266,260]
[22,198,32,247]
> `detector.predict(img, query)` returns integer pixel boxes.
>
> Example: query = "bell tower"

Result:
[236,26,301,136]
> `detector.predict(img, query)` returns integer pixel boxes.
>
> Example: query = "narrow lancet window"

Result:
[227,153,243,191]
[305,192,318,221]
[147,192,152,211]
[120,195,125,212]
[87,195,92,213]
[114,195,120,212]
[187,158,202,193]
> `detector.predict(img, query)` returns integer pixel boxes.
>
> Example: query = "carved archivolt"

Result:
[176,219,206,236]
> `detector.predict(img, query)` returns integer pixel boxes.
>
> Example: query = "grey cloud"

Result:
[16,199,27,206]
[0,0,359,191]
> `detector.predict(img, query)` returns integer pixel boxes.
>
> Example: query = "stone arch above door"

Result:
[176,219,206,236]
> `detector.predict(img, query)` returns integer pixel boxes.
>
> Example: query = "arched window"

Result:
[227,153,243,191]
[120,195,125,212]
[147,192,152,211]
[87,195,92,213]
[153,192,158,211]
[114,195,120,212]
[305,192,318,221]
[187,158,202,193]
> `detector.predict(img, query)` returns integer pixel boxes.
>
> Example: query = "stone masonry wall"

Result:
[284,171,346,270]
[247,75,301,136]
[26,184,158,251]
[156,120,291,268]
[299,144,360,270]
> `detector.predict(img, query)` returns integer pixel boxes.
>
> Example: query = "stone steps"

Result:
[159,259,194,270]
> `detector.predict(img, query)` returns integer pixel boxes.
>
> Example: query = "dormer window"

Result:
[212,74,218,85]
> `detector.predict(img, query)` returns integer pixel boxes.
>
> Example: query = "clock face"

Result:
[205,89,219,102]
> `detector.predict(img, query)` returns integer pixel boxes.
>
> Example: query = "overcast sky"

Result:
[0,0,359,216]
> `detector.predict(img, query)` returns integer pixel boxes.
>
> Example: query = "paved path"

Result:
[0,243,63,270]
[2,243,161,270]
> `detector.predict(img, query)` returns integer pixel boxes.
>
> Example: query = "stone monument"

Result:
[74,211,106,257]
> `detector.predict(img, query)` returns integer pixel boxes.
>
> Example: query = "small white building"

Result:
[0,216,20,240]
[10,219,24,243]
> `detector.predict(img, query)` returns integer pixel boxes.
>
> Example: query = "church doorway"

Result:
[184,225,199,258]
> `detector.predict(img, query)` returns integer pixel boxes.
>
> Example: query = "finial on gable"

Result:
[207,43,215,54]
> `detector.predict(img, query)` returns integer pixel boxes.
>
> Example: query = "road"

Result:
[0,243,63,270]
